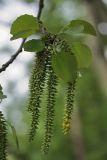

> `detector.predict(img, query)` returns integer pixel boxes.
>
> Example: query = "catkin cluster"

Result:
[28,33,76,153]
[28,36,57,144]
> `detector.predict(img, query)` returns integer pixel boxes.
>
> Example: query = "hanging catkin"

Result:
[42,47,57,153]
[28,50,47,140]
[63,81,76,135]
[0,111,7,160]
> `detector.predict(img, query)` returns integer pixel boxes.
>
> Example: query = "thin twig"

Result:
[0,0,44,74]
[0,39,26,73]
[37,0,44,20]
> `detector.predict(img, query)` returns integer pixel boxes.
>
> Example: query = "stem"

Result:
[0,0,44,74]
[37,0,44,20]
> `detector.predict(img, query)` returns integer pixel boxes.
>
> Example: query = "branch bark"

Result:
[0,0,44,74]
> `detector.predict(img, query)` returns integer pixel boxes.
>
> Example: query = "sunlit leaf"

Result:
[10,14,39,39]
[24,39,45,52]
[71,42,92,68]
[52,51,77,83]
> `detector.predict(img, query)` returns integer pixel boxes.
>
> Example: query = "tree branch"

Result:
[0,39,26,73]
[0,0,44,74]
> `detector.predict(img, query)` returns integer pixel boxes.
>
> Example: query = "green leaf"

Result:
[60,20,96,36]
[24,39,45,52]
[10,14,39,39]
[10,29,33,40]
[6,121,19,151]
[52,51,77,83]
[58,33,84,46]
[71,42,92,69]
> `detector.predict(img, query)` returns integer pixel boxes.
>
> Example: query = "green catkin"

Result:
[0,111,7,160]
[28,51,46,112]
[42,70,57,154]
[41,35,58,154]
[54,37,77,134]
[28,50,47,140]
[63,80,76,135]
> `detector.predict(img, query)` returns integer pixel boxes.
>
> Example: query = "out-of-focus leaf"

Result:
[59,20,96,36]
[7,121,19,151]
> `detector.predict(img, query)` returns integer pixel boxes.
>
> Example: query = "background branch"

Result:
[0,0,44,74]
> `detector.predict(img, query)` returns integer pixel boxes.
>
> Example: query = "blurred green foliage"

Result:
[76,69,107,160]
